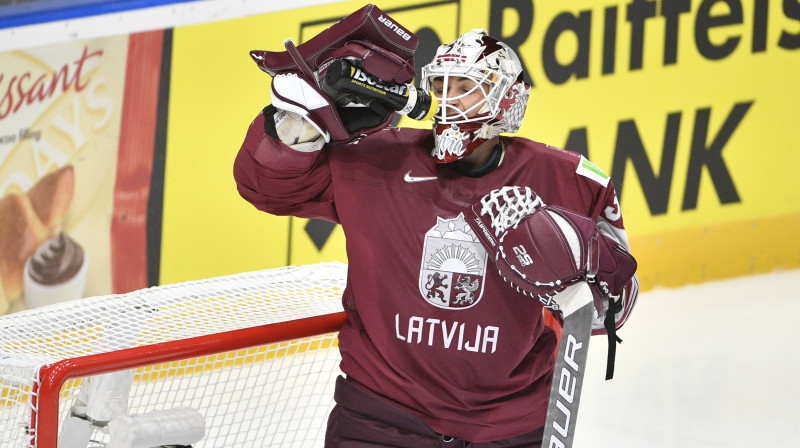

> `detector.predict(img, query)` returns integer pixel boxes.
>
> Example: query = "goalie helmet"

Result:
[420,29,531,163]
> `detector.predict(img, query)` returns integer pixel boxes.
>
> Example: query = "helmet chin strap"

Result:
[478,123,499,139]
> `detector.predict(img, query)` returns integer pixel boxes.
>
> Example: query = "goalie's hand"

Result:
[466,186,637,315]
[268,72,331,145]
[263,104,325,152]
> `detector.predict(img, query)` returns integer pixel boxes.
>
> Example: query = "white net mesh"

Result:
[0,262,347,448]
[478,186,544,236]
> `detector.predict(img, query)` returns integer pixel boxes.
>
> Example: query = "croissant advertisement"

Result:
[0,37,129,314]
[0,30,165,315]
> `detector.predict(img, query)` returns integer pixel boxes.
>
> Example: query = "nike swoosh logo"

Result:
[403,171,438,183]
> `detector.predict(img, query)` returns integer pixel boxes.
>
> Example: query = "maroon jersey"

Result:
[234,112,638,442]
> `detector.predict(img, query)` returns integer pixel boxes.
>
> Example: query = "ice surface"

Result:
[574,269,800,447]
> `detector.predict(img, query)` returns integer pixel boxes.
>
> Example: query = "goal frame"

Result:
[30,312,346,447]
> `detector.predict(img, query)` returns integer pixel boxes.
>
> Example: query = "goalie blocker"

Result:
[250,4,420,145]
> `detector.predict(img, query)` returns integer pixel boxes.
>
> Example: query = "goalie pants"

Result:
[325,376,543,447]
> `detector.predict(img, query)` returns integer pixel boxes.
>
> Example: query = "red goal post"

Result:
[0,262,348,448]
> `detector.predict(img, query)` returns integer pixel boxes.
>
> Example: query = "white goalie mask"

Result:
[420,29,531,163]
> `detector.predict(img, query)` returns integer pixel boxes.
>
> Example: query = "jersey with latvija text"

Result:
[233,113,636,443]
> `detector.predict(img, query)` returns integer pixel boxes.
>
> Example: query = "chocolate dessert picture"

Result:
[24,232,89,308]
[0,165,83,312]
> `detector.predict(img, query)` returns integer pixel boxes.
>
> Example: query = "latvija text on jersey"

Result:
[395,313,499,354]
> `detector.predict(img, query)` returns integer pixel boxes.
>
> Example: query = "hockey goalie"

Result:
[235,4,639,446]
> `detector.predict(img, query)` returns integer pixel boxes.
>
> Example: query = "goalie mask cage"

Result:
[0,262,348,448]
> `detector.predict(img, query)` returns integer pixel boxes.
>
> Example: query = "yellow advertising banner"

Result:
[161,0,800,289]
[0,37,129,313]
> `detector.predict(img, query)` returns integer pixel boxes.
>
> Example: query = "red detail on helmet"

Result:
[436,54,467,63]
[432,122,487,164]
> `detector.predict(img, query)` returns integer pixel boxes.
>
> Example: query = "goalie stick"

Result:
[542,281,594,448]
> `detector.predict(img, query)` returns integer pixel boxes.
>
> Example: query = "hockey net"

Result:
[0,262,347,448]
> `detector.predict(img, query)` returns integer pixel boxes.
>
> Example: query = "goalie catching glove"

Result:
[466,186,637,378]
[250,4,418,147]
[466,186,637,306]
